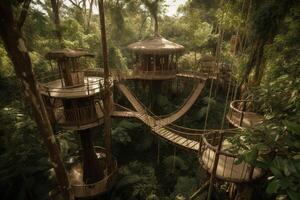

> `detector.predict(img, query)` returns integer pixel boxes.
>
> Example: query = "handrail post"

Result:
[239,101,246,127]
[87,77,90,95]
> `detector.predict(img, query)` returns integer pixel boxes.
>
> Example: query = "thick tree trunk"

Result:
[0,2,73,200]
[50,0,65,48]
[80,130,104,184]
[98,0,113,173]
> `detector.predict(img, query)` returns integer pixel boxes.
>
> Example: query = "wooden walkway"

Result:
[112,111,200,152]
[117,81,205,126]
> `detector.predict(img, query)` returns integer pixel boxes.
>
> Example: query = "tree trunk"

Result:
[80,130,104,184]
[86,0,94,33]
[0,2,73,200]
[50,0,65,48]
[17,0,32,31]
[98,0,113,174]
[154,14,159,36]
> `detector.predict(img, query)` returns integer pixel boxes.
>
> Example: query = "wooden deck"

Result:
[39,76,108,99]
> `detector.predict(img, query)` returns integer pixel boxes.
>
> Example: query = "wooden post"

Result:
[239,101,247,127]
[207,132,224,200]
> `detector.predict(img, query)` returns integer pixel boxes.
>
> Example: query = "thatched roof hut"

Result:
[127,36,184,54]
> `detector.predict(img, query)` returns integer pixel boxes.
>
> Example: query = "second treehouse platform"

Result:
[127,35,184,80]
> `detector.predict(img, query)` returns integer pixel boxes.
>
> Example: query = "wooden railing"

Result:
[198,131,263,183]
[70,147,118,198]
[227,100,263,128]
[49,101,104,128]
[38,69,114,97]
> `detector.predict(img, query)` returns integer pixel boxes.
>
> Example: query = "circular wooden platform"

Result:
[227,100,264,128]
[199,132,263,183]
[39,76,108,99]
[68,147,118,198]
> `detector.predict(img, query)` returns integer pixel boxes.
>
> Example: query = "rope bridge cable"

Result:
[114,83,241,152]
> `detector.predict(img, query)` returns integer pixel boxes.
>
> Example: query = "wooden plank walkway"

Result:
[117,81,205,126]
[112,110,199,152]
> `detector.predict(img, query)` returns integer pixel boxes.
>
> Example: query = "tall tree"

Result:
[50,0,65,48]
[0,1,73,199]
[241,0,294,86]
[98,0,113,173]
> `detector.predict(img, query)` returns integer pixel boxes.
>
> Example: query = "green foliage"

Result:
[112,120,140,145]
[173,176,197,198]
[112,161,158,200]
[0,107,53,200]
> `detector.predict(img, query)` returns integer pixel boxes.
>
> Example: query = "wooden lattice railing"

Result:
[70,147,118,198]
[227,100,263,128]
[47,100,104,129]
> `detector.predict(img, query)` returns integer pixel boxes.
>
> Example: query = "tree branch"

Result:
[17,0,31,30]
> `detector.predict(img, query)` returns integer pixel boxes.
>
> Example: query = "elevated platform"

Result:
[38,70,113,99]
[199,132,263,183]
[226,100,264,128]
[68,147,118,198]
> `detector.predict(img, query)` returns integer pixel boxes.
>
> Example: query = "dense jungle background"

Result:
[0,0,299,200]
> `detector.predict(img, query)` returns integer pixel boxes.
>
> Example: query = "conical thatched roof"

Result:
[45,49,94,60]
[127,36,184,54]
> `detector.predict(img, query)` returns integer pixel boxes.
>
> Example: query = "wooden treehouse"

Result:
[39,49,117,199]
[127,36,184,80]
[197,54,218,77]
